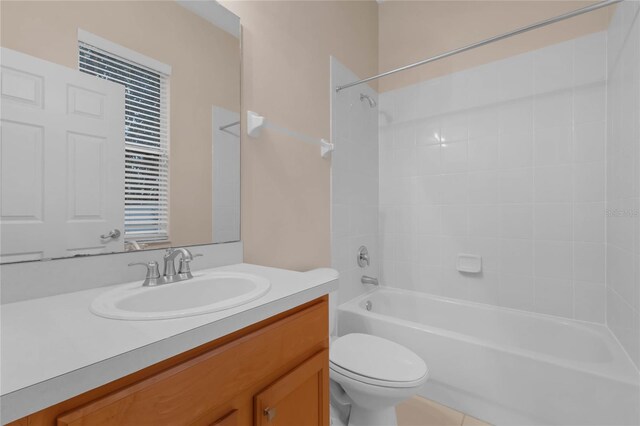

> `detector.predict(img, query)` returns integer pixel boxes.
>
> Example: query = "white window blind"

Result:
[78,41,170,242]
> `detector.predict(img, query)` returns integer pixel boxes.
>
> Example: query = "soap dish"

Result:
[457,254,482,273]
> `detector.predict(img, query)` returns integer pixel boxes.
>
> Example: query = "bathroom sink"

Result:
[90,272,271,320]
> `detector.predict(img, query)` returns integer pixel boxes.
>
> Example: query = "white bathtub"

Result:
[338,288,640,425]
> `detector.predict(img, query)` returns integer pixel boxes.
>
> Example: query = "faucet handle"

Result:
[357,246,370,268]
[178,254,202,275]
[128,261,161,286]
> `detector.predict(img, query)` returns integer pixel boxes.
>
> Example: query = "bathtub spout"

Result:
[361,275,379,286]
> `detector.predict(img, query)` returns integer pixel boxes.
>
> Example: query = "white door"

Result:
[0,47,125,262]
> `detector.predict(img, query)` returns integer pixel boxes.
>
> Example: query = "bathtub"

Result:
[338,288,640,425]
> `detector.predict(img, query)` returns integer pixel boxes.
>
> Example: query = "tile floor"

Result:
[396,396,492,426]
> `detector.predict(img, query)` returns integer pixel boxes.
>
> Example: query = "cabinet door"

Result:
[55,300,327,426]
[254,350,329,426]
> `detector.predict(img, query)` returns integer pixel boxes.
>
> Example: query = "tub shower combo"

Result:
[331,0,640,424]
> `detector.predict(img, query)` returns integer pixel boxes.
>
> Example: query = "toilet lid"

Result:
[330,333,428,383]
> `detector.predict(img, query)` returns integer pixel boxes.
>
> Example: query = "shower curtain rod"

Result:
[335,0,622,92]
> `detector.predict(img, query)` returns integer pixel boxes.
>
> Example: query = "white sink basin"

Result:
[90,272,271,320]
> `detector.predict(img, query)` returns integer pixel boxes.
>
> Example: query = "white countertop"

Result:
[0,263,338,424]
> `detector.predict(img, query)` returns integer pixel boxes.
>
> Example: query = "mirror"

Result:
[0,1,241,263]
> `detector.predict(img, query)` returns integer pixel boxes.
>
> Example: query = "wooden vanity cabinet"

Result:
[8,296,329,426]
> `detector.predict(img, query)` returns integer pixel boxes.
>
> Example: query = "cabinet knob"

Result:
[263,407,277,422]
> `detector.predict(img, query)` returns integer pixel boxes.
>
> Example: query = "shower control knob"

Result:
[357,246,370,268]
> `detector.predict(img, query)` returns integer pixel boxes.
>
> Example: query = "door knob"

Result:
[100,229,121,240]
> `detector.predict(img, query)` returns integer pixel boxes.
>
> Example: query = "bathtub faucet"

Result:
[361,275,379,286]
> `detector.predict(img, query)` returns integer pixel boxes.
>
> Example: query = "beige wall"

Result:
[378,0,612,92]
[221,1,378,271]
[1,1,240,247]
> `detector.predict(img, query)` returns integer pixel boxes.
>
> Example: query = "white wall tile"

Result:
[499,99,533,134]
[607,288,640,368]
[416,205,442,235]
[441,141,468,173]
[574,162,605,202]
[440,268,469,300]
[574,281,605,323]
[396,85,419,123]
[376,32,609,326]
[535,165,573,203]
[413,176,441,205]
[469,135,500,171]
[534,203,573,241]
[607,245,636,304]
[574,121,605,163]
[468,107,499,139]
[331,58,379,306]
[393,147,417,177]
[501,239,533,276]
[332,203,350,237]
[573,242,606,284]
[468,205,500,238]
[535,240,573,280]
[468,171,500,204]
[416,144,441,175]
[440,236,468,269]
[440,173,468,204]
[415,118,441,146]
[468,238,501,272]
[441,113,468,143]
[534,277,573,317]
[466,270,500,305]
[574,83,606,124]
[501,204,533,239]
[395,125,416,150]
[498,274,534,310]
[500,131,533,169]
[573,202,605,243]
[534,91,573,129]
[441,205,468,236]
[500,168,533,204]
[534,125,573,166]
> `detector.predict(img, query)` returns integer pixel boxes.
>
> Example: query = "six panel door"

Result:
[0,47,125,262]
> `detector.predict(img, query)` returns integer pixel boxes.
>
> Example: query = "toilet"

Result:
[329,295,428,426]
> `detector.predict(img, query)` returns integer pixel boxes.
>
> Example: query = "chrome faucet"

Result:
[129,247,202,287]
[163,248,193,282]
[361,275,379,286]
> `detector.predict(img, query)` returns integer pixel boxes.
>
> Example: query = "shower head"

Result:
[360,93,377,108]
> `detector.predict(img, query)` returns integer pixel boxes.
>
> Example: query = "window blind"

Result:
[78,41,170,242]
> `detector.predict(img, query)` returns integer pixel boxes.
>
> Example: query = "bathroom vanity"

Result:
[1,264,338,425]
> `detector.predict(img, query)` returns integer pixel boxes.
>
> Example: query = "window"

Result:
[78,34,170,242]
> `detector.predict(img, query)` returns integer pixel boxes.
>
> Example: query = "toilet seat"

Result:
[330,333,428,388]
